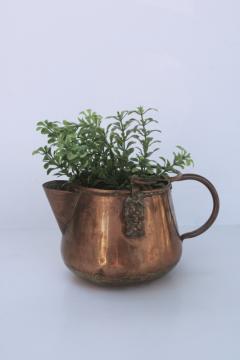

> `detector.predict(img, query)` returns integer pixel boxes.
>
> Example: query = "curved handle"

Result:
[170,173,220,241]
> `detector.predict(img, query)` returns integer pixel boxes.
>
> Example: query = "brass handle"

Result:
[170,173,220,241]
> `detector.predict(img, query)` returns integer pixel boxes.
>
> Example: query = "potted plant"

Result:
[33,107,219,285]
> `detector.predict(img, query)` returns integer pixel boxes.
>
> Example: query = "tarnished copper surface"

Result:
[123,191,145,237]
[43,173,219,286]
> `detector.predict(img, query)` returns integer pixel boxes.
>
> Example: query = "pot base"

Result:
[68,264,178,286]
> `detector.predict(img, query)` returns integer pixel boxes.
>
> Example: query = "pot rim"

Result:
[43,180,74,194]
[42,179,171,195]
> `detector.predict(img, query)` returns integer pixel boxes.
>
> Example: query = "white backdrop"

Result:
[0,0,239,229]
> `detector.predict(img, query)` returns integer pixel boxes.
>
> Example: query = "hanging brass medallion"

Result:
[123,191,145,238]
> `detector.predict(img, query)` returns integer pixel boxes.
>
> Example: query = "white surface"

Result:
[1,225,239,359]
[0,0,240,228]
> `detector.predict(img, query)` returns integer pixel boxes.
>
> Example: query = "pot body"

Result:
[43,174,219,285]
[44,181,182,285]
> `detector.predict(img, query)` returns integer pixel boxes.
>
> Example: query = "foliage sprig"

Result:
[33,107,194,189]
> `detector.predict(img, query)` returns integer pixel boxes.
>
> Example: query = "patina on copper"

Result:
[123,191,145,238]
[43,173,219,286]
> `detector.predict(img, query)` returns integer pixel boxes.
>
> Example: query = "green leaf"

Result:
[63,120,72,126]
[40,128,49,134]
[47,168,55,175]
[32,149,40,155]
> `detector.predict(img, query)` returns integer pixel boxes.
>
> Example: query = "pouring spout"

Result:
[43,181,80,234]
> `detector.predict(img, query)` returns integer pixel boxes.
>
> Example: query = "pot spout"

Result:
[43,181,80,234]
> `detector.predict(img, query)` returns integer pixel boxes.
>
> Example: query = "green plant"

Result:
[33,107,194,189]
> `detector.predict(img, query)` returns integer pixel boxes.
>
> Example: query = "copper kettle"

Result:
[43,173,219,285]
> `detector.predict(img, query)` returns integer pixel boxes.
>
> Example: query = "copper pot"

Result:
[43,173,219,285]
